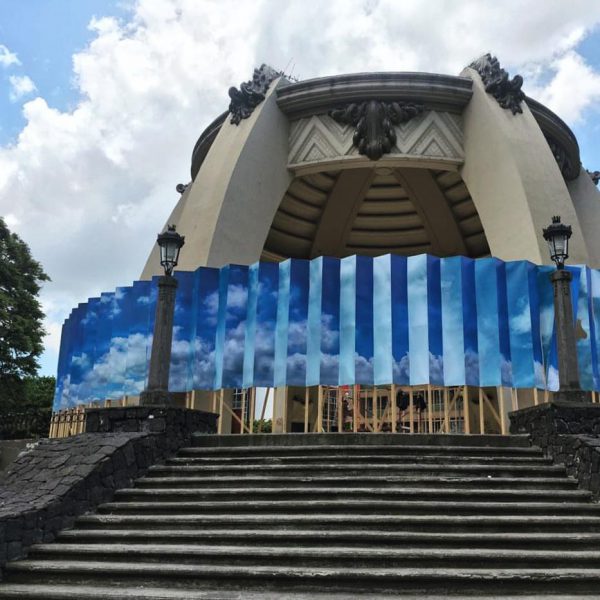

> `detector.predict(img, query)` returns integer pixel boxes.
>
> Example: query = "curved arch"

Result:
[459,67,588,266]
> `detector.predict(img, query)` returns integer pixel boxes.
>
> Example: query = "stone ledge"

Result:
[0,407,217,580]
[552,434,600,500]
[509,401,600,500]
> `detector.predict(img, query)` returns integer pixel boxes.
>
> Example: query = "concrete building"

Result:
[141,56,600,278]
[135,55,600,435]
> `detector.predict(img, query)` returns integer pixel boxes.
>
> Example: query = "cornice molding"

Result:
[276,72,473,118]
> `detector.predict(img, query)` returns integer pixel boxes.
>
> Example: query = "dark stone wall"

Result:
[551,434,600,498]
[84,406,217,447]
[0,407,217,579]
[0,441,33,480]
[510,401,600,500]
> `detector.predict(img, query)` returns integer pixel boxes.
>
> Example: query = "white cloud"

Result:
[1,0,600,377]
[0,44,20,68]
[8,74,36,102]
[533,51,600,123]
[4,213,20,229]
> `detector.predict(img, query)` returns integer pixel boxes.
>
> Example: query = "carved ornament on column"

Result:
[329,100,424,160]
[587,170,600,186]
[545,135,580,180]
[469,53,525,115]
[228,64,280,125]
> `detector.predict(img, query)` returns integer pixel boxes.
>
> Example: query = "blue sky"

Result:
[0,0,600,378]
[0,1,131,144]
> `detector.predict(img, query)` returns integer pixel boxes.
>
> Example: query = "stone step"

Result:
[190,433,533,448]
[143,463,566,479]
[24,543,600,569]
[6,561,600,594]
[181,443,540,457]
[3,584,596,600]
[113,486,592,504]
[74,513,600,533]
[1,585,599,600]
[56,528,600,551]
[95,499,600,516]
[133,474,578,490]
[166,453,553,466]
[152,463,561,477]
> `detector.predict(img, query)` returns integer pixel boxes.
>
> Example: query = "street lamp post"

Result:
[542,216,586,401]
[140,225,185,406]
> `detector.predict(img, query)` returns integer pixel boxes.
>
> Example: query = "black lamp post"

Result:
[542,216,585,401]
[140,225,185,406]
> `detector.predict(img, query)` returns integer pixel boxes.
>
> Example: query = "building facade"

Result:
[53,55,600,436]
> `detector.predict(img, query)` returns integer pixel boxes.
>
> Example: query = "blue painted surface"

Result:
[54,255,600,409]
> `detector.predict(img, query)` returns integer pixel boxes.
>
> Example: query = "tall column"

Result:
[551,270,586,401]
[140,275,178,406]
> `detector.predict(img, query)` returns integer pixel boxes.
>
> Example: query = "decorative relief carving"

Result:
[228,64,280,125]
[469,53,525,115]
[329,100,425,160]
[545,135,580,180]
[288,111,463,167]
[587,170,600,186]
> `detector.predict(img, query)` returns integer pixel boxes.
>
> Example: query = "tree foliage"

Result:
[22,375,56,409]
[0,217,50,406]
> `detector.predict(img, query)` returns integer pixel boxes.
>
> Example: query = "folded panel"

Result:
[407,254,428,385]
[475,258,501,388]
[391,255,409,385]
[461,258,479,387]
[287,259,310,386]
[251,261,280,388]
[574,266,594,390]
[125,280,154,396]
[496,262,513,387]
[192,268,220,390]
[221,265,249,389]
[440,256,465,386]
[339,256,356,386]
[427,256,444,386]
[373,255,393,385]
[355,255,374,385]
[306,257,323,387]
[273,260,290,388]
[506,261,535,388]
[242,263,259,388]
[321,257,341,386]
[590,268,600,390]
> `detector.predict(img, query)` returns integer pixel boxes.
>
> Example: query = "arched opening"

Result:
[261,166,490,261]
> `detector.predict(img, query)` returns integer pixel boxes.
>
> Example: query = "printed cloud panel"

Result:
[54,257,600,409]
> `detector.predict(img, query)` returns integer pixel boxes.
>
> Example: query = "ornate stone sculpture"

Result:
[587,170,600,186]
[469,53,525,115]
[329,100,424,160]
[546,135,579,180]
[228,64,280,125]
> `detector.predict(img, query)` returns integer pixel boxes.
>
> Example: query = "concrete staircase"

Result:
[3,433,600,598]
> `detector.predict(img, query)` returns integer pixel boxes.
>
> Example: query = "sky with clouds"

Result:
[1,0,600,377]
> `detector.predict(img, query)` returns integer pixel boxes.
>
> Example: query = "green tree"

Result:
[23,375,56,409]
[0,217,50,408]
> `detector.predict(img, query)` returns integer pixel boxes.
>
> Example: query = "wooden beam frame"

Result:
[462,387,470,434]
